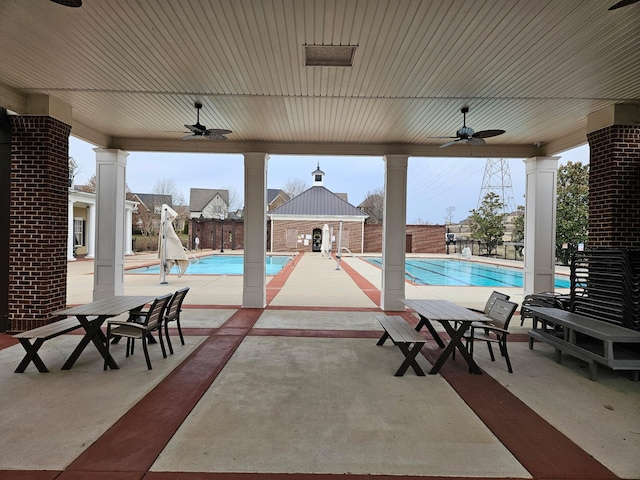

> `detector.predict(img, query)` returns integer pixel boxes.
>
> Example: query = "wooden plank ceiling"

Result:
[0,0,638,157]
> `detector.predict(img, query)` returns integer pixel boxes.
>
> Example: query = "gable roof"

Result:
[189,188,229,212]
[269,186,367,217]
[133,193,172,209]
[267,188,286,204]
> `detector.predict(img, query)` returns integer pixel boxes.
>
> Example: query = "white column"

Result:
[93,149,128,300]
[124,206,134,256]
[67,199,76,261]
[381,155,408,311]
[86,203,96,258]
[243,152,268,308]
[523,156,559,296]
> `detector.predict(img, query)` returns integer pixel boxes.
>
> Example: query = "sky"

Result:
[69,137,589,225]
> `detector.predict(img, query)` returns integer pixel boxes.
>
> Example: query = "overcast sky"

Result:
[69,137,589,224]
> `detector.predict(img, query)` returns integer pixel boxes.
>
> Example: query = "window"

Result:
[73,218,84,246]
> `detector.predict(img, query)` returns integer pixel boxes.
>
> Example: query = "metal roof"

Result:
[269,186,367,217]
[1,1,638,158]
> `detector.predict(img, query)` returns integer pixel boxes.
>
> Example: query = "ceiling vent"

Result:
[304,45,357,67]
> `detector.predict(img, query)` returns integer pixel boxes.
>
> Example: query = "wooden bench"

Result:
[376,315,426,376]
[13,318,82,373]
[527,307,640,381]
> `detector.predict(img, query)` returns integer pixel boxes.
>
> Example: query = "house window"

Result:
[73,218,84,246]
[285,229,297,248]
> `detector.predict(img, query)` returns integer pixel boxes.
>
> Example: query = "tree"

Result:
[221,184,242,213]
[282,178,308,198]
[511,205,525,257]
[360,187,384,224]
[556,161,589,265]
[469,192,506,255]
[153,177,184,205]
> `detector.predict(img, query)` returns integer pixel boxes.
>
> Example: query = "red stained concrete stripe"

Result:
[0,472,61,480]
[0,333,18,349]
[419,341,618,479]
[65,308,263,474]
[266,252,304,304]
[337,258,381,306]
[250,328,381,339]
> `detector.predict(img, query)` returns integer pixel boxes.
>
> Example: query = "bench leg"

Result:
[15,339,49,373]
[588,362,598,381]
[376,331,390,346]
[395,342,426,376]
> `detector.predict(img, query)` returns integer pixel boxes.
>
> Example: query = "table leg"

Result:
[415,316,446,348]
[430,321,482,374]
[15,339,49,373]
[62,315,119,370]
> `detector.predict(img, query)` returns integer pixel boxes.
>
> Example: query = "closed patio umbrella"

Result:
[159,204,190,284]
[321,224,331,258]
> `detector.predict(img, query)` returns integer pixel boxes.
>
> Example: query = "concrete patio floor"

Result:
[0,251,638,479]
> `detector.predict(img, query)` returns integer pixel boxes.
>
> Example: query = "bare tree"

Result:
[221,184,242,212]
[360,187,385,224]
[282,178,308,198]
[412,217,431,225]
[153,177,185,205]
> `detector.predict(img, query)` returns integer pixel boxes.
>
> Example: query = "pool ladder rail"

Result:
[184,247,200,264]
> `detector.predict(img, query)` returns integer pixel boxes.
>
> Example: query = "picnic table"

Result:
[400,299,490,374]
[14,295,156,373]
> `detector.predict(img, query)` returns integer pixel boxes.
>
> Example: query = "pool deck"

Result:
[1,250,638,480]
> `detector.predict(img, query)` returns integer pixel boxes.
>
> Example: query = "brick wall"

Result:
[587,125,640,249]
[363,224,446,253]
[271,220,364,253]
[9,116,71,331]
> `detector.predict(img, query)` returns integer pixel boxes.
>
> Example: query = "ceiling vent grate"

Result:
[304,45,357,67]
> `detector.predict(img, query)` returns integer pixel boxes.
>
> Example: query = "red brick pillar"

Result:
[9,115,71,331]
[587,121,640,249]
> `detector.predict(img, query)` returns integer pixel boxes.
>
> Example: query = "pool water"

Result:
[128,255,292,276]
[365,258,570,288]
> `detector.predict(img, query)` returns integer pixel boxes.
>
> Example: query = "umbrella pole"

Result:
[335,221,343,270]
[160,208,168,284]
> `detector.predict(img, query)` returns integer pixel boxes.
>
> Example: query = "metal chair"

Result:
[164,287,190,355]
[465,298,518,373]
[105,294,172,370]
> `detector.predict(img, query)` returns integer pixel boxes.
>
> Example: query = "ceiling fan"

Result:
[183,102,232,140]
[608,0,640,10]
[434,107,505,148]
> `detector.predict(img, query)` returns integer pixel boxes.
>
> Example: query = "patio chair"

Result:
[105,293,172,370]
[453,291,510,360]
[164,287,190,355]
[464,298,518,373]
[471,290,510,315]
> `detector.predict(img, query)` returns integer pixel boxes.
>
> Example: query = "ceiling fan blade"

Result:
[609,0,640,10]
[439,139,461,148]
[185,124,206,134]
[467,137,486,146]
[473,129,505,139]
[205,128,232,136]
[182,134,200,140]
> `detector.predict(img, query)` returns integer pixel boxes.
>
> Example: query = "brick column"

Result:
[587,104,640,249]
[9,115,71,331]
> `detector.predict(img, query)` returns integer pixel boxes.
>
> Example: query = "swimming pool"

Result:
[128,255,292,276]
[365,258,570,288]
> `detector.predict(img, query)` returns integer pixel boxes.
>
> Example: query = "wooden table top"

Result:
[401,299,489,322]
[54,296,157,317]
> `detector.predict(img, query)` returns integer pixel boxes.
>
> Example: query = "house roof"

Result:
[269,186,367,217]
[134,193,172,209]
[267,189,286,204]
[189,188,229,212]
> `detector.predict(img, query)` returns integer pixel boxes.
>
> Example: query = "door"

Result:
[312,228,322,252]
